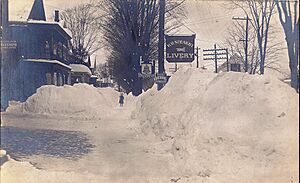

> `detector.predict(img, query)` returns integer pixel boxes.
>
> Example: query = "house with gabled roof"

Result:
[1,0,93,109]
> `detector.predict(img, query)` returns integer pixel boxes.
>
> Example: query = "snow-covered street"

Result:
[1,86,177,182]
[1,108,177,182]
[1,68,299,183]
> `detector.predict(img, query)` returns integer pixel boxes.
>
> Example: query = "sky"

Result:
[8,0,290,75]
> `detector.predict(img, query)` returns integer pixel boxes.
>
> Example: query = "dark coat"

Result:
[119,95,124,104]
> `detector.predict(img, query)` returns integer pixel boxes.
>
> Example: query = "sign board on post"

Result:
[138,63,154,79]
[141,63,152,75]
[155,73,167,84]
[165,35,196,62]
[0,41,17,49]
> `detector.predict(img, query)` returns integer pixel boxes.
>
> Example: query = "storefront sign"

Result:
[0,41,17,49]
[166,35,195,62]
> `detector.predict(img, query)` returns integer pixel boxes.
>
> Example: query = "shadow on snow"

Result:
[0,126,95,160]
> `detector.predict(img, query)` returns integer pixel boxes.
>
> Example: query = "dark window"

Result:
[53,42,58,55]
[57,42,63,58]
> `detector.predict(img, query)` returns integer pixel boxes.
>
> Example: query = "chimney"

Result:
[54,10,60,22]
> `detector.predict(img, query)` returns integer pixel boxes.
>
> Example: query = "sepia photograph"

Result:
[0,0,299,182]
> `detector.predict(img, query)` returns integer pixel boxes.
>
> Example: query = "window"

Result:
[57,42,63,58]
[46,73,52,85]
[45,41,50,59]
[53,72,57,86]
[63,45,68,60]
[53,43,57,55]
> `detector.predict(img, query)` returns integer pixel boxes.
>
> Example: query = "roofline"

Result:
[9,20,72,40]
[165,34,196,37]
[21,59,72,70]
[70,64,92,76]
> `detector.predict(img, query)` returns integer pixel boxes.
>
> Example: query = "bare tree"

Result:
[224,17,283,74]
[100,0,185,95]
[96,62,110,79]
[224,21,260,74]
[61,1,102,61]
[230,0,277,74]
[275,0,299,91]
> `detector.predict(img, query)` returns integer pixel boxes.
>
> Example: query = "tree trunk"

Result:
[258,36,265,74]
[131,48,142,96]
[132,76,142,96]
[287,41,299,91]
[290,62,298,91]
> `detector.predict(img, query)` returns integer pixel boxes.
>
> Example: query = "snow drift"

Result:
[6,84,121,119]
[134,67,299,182]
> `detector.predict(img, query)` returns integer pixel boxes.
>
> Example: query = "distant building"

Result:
[97,77,114,88]
[70,64,92,84]
[90,75,98,87]
[89,57,99,87]
[218,53,245,73]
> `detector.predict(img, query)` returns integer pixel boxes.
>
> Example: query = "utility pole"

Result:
[214,44,217,73]
[203,44,228,73]
[157,0,165,91]
[232,16,250,73]
[245,16,249,73]
[226,48,229,72]
[196,47,200,68]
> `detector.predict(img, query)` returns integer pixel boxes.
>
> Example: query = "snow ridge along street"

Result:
[1,67,299,183]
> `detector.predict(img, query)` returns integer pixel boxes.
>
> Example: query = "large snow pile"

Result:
[6,84,121,119]
[133,67,299,182]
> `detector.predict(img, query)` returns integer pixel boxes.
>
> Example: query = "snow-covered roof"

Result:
[21,59,71,69]
[24,20,72,38]
[70,64,92,75]
[9,20,72,39]
[27,19,58,25]
[29,20,72,38]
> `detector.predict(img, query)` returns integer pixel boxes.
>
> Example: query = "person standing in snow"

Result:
[119,93,124,107]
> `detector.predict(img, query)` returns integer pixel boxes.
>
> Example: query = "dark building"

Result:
[1,0,79,110]
[218,53,245,73]
[10,20,73,84]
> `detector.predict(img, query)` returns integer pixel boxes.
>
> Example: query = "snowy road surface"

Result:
[1,126,94,160]
[1,107,180,182]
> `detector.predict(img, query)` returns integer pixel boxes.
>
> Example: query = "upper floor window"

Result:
[57,42,63,58]
[45,41,50,59]
[45,41,50,50]
[53,42,58,55]
[63,45,68,60]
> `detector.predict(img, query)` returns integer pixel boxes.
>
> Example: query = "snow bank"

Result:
[134,67,299,182]
[6,84,121,119]
[134,67,218,139]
